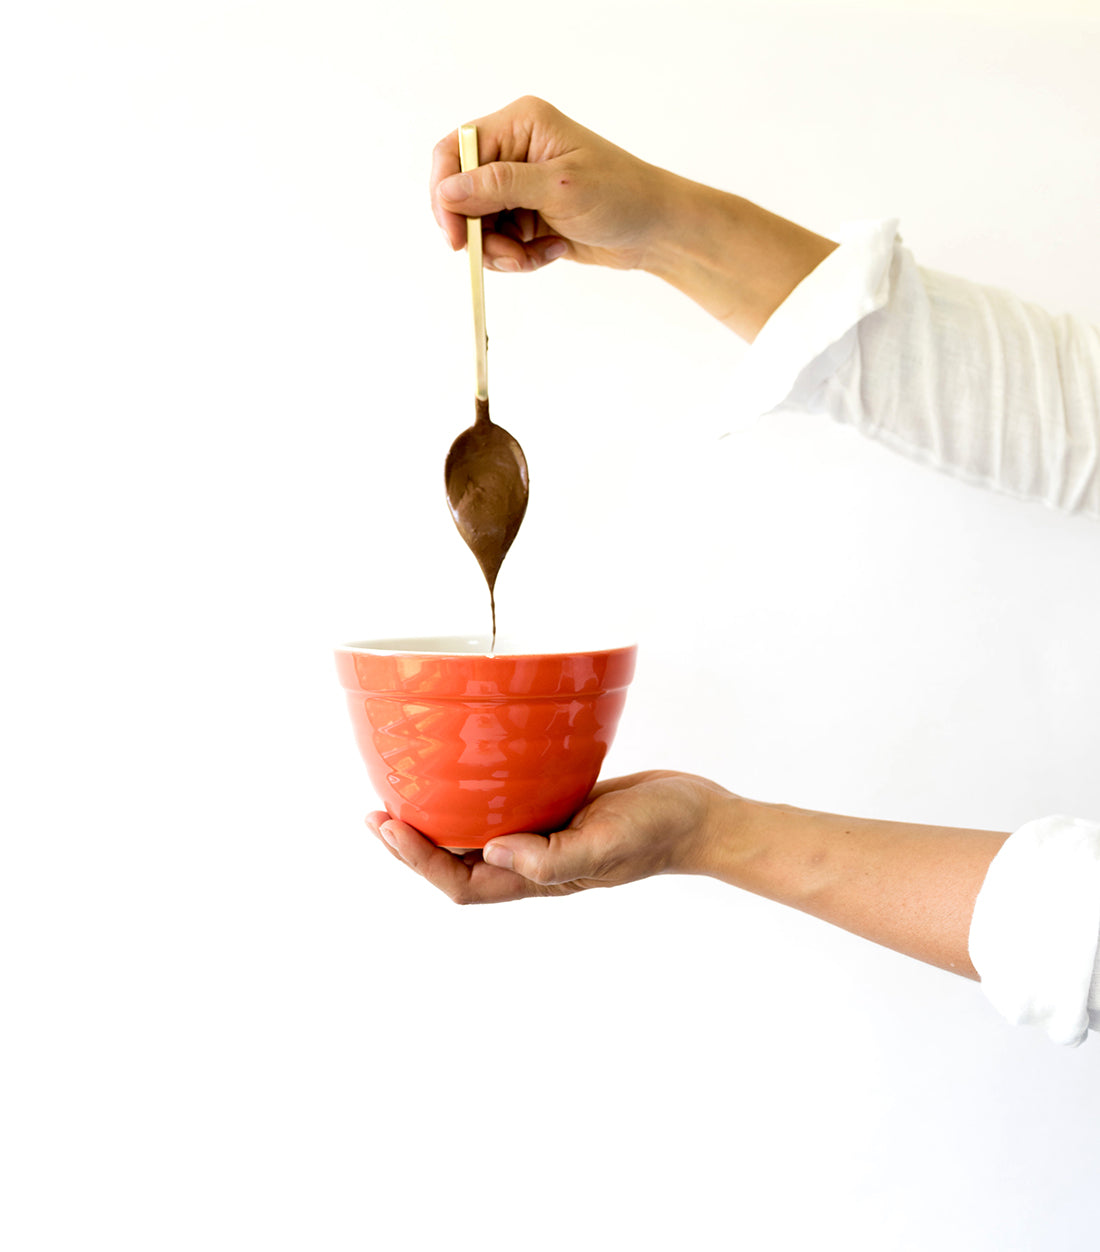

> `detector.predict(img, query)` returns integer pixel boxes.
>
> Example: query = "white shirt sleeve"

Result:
[728,219,1100,520]
[730,221,1100,1042]
[969,817,1100,1047]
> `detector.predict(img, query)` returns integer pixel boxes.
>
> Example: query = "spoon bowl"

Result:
[445,398,529,637]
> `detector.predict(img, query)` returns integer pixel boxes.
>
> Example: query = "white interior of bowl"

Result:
[340,635,635,658]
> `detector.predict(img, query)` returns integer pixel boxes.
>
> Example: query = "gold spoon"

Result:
[444,124,530,653]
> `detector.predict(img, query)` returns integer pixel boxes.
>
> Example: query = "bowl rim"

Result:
[335,635,638,659]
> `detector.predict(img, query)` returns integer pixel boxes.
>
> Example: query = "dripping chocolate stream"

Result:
[444,396,529,652]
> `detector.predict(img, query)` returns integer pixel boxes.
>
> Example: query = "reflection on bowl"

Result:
[335,636,637,850]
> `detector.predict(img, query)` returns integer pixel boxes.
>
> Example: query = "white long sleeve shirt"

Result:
[732,220,1100,1045]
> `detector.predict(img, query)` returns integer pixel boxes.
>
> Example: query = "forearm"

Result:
[701,795,1009,978]
[640,175,838,343]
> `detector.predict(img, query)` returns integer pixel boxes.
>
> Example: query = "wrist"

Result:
[698,793,835,910]
[640,177,837,342]
[638,173,745,284]
[681,785,778,884]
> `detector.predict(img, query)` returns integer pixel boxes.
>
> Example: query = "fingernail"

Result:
[380,822,400,850]
[440,173,471,202]
[493,257,521,273]
[484,843,514,871]
[544,241,567,261]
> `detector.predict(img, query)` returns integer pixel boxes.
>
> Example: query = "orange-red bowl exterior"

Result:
[335,639,637,849]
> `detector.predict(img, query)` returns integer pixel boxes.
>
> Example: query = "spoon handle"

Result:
[459,124,488,403]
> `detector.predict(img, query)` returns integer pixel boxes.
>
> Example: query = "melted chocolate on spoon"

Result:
[444,397,529,651]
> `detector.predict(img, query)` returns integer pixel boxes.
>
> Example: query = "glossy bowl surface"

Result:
[335,636,637,849]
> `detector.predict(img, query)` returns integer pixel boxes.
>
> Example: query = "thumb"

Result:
[483,829,592,886]
[438,160,554,218]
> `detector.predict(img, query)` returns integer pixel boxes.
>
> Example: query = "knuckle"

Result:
[484,161,513,200]
[516,94,553,120]
[526,859,558,887]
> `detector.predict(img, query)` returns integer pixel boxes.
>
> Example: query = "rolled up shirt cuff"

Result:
[723,217,900,434]
[969,814,1100,1046]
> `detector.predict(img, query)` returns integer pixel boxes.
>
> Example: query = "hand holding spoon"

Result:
[444,124,530,653]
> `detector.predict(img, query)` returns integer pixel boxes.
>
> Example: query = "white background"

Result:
[4,1,1100,1248]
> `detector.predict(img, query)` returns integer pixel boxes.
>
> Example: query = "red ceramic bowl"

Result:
[335,636,637,850]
